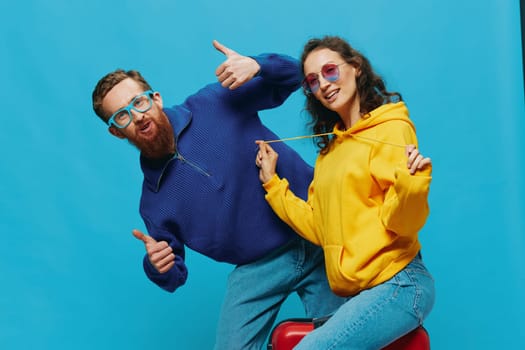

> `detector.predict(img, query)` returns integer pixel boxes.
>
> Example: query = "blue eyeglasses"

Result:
[107,90,154,129]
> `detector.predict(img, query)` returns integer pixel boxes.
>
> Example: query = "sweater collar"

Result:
[140,105,192,192]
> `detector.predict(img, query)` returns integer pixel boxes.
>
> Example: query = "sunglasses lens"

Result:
[322,64,340,82]
[303,74,320,93]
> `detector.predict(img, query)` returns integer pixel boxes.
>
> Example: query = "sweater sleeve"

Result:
[263,174,321,246]
[210,53,301,114]
[141,219,188,293]
[254,53,302,88]
[370,121,432,237]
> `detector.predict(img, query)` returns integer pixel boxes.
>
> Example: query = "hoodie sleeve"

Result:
[370,120,432,237]
[263,174,321,246]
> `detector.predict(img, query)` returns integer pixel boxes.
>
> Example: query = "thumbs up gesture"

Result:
[213,39,260,90]
[132,229,175,273]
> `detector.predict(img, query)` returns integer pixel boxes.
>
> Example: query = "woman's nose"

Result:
[318,76,331,91]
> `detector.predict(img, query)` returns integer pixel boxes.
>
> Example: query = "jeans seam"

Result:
[403,268,423,324]
[294,240,309,314]
[295,239,306,275]
[323,281,402,350]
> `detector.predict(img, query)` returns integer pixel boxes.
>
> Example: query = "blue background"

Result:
[2,0,524,349]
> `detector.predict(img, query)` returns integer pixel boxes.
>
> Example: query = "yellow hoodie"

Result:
[263,102,432,297]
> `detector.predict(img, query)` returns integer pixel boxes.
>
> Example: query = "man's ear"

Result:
[108,125,126,139]
[152,91,163,109]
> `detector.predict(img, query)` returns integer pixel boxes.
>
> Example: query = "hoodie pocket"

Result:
[323,245,360,296]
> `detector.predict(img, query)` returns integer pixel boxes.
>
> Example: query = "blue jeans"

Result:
[214,237,346,350]
[294,254,435,350]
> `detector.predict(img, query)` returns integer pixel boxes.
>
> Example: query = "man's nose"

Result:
[131,109,145,123]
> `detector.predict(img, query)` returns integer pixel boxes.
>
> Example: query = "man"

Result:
[91,40,344,350]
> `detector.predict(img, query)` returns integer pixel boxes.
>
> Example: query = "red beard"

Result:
[129,116,175,159]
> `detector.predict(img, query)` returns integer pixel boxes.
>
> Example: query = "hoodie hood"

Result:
[333,102,414,140]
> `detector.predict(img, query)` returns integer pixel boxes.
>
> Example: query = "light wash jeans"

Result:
[294,254,435,350]
[213,237,346,350]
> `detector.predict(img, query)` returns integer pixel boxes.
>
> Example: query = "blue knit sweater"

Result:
[139,53,314,292]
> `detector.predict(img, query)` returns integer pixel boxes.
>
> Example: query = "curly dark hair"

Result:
[300,36,402,154]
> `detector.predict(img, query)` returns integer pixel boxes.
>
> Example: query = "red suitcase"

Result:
[268,317,430,350]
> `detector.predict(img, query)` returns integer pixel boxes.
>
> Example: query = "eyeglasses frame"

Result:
[107,90,155,129]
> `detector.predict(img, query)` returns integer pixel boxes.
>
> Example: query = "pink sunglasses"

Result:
[302,63,346,93]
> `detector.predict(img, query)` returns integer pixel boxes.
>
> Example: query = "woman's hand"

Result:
[255,141,279,183]
[405,144,432,175]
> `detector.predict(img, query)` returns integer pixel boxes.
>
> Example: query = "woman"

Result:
[256,36,435,349]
